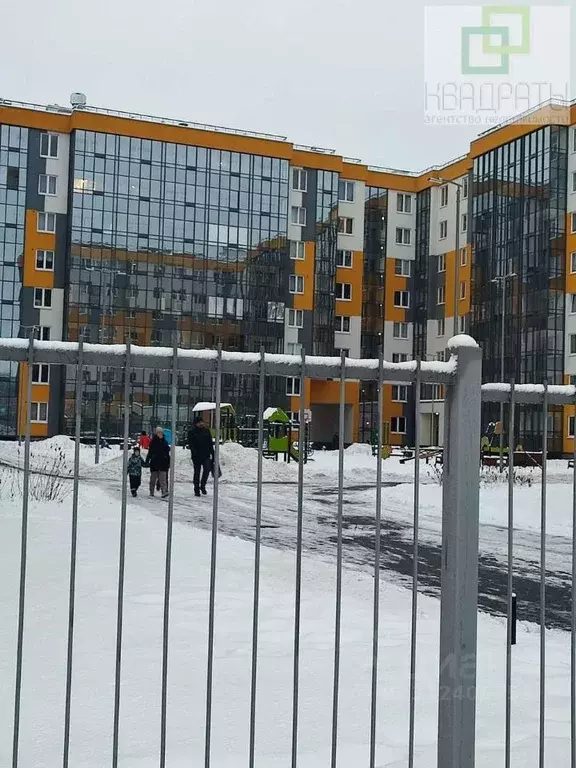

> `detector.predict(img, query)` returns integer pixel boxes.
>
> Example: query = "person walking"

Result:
[138,430,151,452]
[187,415,214,497]
[146,426,170,498]
[127,445,145,497]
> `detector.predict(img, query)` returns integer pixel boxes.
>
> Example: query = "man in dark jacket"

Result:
[146,426,170,498]
[187,415,214,497]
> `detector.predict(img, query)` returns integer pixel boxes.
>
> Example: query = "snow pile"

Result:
[218,441,297,483]
[345,443,373,456]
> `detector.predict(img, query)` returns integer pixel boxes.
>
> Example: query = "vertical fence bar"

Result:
[505,381,516,768]
[159,341,179,768]
[437,337,482,768]
[95,366,102,464]
[539,382,548,768]
[249,349,266,768]
[63,340,84,768]
[369,348,384,768]
[11,332,34,768]
[408,358,422,768]
[112,341,132,768]
[331,351,346,768]
[572,389,576,768]
[291,348,307,768]
[205,346,222,768]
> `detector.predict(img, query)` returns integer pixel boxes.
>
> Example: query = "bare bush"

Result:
[0,445,72,503]
[427,462,534,488]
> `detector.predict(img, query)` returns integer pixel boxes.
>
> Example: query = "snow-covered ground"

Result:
[0,438,574,765]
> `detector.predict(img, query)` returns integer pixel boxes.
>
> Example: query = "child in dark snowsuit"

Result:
[127,446,145,497]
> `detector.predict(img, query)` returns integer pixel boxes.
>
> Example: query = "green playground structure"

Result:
[191,402,238,443]
[237,406,311,463]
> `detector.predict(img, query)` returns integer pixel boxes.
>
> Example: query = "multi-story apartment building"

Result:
[0,96,575,453]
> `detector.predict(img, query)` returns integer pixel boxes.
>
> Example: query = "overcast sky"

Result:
[2,0,574,172]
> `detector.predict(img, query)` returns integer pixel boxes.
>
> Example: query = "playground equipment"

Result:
[191,402,238,442]
[370,421,392,458]
[237,407,312,463]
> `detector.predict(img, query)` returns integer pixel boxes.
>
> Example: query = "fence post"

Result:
[438,335,482,768]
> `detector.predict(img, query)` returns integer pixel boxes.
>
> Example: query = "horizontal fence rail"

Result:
[0,339,457,383]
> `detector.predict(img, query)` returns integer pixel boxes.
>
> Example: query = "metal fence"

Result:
[0,334,575,767]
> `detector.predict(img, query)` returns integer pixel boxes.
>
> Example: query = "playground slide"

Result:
[289,446,299,462]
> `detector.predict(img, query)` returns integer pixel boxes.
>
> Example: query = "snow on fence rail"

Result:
[1,334,575,768]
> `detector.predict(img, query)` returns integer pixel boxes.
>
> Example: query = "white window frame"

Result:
[40,133,59,158]
[462,177,469,199]
[393,290,410,308]
[392,353,408,363]
[287,308,304,328]
[36,326,51,341]
[571,334,576,355]
[289,274,304,295]
[31,402,48,424]
[395,259,411,277]
[290,241,305,260]
[338,217,354,235]
[338,180,355,202]
[438,253,446,272]
[336,250,353,268]
[440,185,449,207]
[458,315,467,334]
[292,168,307,192]
[393,322,409,340]
[33,288,52,309]
[335,315,351,333]
[572,213,576,234]
[437,286,445,305]
[395,227,411,245]
[291,206,307,226]
[572,172,576,193]
[439,220,448,239]
[397,193,412,214]
[38,174,57,196]
[35,249,54,271]
[572,252,576,274]
[570,295,576,314]
[391,416,407,434]
[461,212,468,232]
[287,342,302,356]
[437,318,445,337]
[32,363,50,385]
[286,377,301,396]
[460,247,467,266]
[460,281,467,300]
[569,416,575,439]
[335,283,352,301]
[391,385,408,402]
[573,128,576,153]
[37,211,56,233]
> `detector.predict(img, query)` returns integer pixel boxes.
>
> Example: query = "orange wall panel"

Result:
[293,242,315,312]
[385,259,410,322]
[335,251,363,316]
[309,380,358,405]
[23,210,56,289]
[17,364,49,437]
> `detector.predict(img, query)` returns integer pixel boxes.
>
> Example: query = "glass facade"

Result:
[65,129,290,435]
[414,188,431,360]
[359,185,388,442]
[312,170,339,356]
[0,125,27,434]
[472,125,568,451]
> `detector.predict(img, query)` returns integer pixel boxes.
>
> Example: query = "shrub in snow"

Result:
[427,462,533,487]
[0,445,72,503]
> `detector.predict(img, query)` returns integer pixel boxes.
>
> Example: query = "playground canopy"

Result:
[192,402,234,413]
